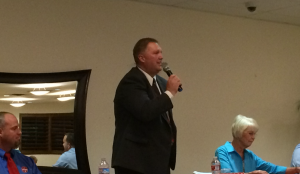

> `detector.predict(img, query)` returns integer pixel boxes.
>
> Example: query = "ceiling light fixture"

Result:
[18,83,61,88]
[57,94,75,101]
[0,97,35,102]
[10,101,26,107]
[30,88,50,95]
[49,90,76,95]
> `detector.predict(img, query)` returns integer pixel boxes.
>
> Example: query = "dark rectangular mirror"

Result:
[0,70,91,174]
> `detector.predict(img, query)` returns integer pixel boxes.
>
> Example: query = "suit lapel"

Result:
[156,76,166,93]
[133,68,172,124]
[155,77,172,124]
[132,67,158,99]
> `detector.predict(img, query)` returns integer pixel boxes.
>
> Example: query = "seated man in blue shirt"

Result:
[53,133,77,169]
[291,144,300,167]
[0,111,41,174]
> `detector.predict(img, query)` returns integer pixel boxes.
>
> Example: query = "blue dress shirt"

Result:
[215,141,286,174]
[0,148,41,174]
[291,143,300,167]
[53,148,77,169]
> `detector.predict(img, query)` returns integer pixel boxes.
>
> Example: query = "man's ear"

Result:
[0,128,3,138]
[138,54,145,63]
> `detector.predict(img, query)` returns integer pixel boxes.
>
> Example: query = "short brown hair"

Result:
[65,133,75,148]
[133,38,158,64]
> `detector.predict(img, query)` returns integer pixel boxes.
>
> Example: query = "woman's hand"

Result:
[248,170,269,174]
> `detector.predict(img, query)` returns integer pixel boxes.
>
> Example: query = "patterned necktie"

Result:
[4,152,20,174]
[152,78,174,144]
[152,78,160,96]
[152,78,171,121]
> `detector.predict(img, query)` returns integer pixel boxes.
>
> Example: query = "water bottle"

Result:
[99,158,110,174]
[211,156,220,174]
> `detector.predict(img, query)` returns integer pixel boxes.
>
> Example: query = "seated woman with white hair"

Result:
[215,115,299,174]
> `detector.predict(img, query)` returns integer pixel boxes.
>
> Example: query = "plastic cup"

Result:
[220,168,231,173]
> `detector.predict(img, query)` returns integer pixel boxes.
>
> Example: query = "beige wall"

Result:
[0,101,74,166]
[1,0,300,173]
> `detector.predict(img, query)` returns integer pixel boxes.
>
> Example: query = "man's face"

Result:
[62,135,70,152]
[0,114,22,150]
[139,42,163,77]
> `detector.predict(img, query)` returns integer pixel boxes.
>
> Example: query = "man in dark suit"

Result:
[112,38,181,174]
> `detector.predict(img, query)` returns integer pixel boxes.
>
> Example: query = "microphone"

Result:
[162,62,183,92]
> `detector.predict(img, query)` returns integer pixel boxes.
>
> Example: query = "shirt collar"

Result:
[10,149,16,158]
[224,141,235,152]
[69,148,75,152]
[137,67,156,86]
[224,141,251,154]
[0,148,16,158]
[0,148,5,158]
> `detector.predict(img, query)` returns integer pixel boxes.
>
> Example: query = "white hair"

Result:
[231,114,259,138]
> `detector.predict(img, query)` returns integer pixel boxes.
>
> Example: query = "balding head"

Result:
[0,112,13,128]
[0,111,22,152]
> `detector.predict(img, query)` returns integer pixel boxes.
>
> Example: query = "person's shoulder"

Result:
[295,143,300,149]
[123,67,140,77]
[66,148,76,155]
[292,144,300,154]
[217,142,230,149]
[118,67,149,88]
[216,141,233,154]
[127,67,146,79]
[60,150,75,159]
[11,149,35,164]
[12,149,28,158]
[56,152,68,162]
[60,151,69,157]
[156,75,167,83]
[119,67,144,81]
[244,148,255,156]
[216,143,227,151]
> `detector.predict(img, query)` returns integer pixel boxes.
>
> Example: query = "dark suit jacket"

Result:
[112,67,177,174]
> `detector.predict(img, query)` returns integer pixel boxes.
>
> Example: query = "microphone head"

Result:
[162,62,171,72]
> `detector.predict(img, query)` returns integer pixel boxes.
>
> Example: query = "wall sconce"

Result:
[10,101,26,107]
[30,88,50,95]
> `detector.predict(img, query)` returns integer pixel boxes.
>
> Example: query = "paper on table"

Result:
[193,172,212,174]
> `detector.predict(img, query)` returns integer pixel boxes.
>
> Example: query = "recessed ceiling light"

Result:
[10,101,26,107]
[0,98,36,101]
[57,96,75,101]
[10,103,26,107]
[49,90,76,95]
[30,90,50,95]
[18,83,61,88]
